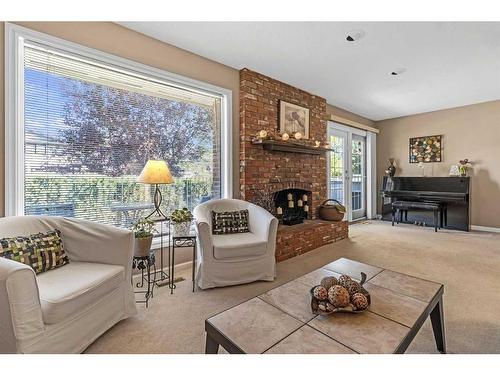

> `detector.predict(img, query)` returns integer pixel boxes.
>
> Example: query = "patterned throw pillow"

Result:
[212,209,250,235]
[0,235,39,271]
[0,229,69,274]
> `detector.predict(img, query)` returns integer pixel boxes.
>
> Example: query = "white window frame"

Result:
[5,23,233,217]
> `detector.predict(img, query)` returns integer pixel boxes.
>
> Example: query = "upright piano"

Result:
[380,176,471,231]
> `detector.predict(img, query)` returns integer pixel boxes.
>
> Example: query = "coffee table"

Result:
[205,258,445,354]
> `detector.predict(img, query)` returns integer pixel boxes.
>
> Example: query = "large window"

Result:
[6,25,231,226]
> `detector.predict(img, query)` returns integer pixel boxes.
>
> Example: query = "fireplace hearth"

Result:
[274,188,311,225]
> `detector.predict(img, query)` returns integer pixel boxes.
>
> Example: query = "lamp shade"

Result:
[138,160,174,184]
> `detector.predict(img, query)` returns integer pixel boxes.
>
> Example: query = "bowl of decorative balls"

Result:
[310,273,370,314]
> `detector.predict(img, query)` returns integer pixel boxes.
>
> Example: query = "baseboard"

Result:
[471,225,500,233]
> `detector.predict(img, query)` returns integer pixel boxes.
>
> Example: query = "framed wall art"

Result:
[409,135,443,163]
[279,100,310,139]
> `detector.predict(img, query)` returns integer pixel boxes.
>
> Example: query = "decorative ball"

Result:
[294,132,303,140]
[282,133,290,141]
[328,285,350,308]
[257,129,268,139]
[320,276,338,290]
[338,275,352,286]
[351,293,369,310]
[313,285,328,301]
[344,280,362,297]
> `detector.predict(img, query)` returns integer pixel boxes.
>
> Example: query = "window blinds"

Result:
[23,41,221,227]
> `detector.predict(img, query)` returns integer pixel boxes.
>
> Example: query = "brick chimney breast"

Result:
[239,69,328,219]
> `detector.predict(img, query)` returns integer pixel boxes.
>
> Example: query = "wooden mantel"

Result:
[251,139,332,155]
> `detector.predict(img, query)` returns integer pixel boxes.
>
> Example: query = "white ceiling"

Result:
[119,22,500,121]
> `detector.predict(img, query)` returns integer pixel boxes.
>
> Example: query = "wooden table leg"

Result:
[430,297,446,353]
[205,333,219,354]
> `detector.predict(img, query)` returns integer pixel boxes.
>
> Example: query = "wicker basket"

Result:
[318,199,345,221]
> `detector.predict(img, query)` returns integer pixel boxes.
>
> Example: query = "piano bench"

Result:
[391,201,443,232]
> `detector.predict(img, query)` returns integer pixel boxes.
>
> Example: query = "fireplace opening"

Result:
[274,188,311,226]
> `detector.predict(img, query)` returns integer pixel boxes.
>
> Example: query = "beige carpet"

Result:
[85,220,500,354]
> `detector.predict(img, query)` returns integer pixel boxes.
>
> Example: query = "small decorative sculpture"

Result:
[449,165,460,176]
[385,158,396,177]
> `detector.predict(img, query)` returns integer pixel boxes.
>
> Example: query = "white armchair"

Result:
[193,199,279,289]
[0,216,137,353]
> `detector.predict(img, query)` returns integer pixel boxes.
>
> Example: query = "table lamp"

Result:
[138,160,174,218]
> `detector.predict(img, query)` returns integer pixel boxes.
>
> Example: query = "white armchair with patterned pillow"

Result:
[0,216,137,353]
[193,199,279,289]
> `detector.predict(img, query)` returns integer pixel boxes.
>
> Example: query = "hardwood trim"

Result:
[326,114,380,134]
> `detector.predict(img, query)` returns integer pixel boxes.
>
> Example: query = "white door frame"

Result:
[351,132,367,220]
[326,127,349,214]
[327,121,377,221]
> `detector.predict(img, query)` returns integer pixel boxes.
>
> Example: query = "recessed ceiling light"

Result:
[390,69,407,76]
[346,30,365,42]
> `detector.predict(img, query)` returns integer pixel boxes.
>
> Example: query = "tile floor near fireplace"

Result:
[275,220,348,262]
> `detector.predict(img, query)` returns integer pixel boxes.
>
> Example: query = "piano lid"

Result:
[382,176,470,193]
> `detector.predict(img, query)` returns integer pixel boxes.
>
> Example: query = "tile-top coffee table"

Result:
[205,258,445,354]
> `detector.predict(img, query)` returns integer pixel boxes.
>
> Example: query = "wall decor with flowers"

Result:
[409,135,442,163]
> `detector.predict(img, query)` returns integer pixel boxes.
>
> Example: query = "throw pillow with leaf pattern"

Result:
[0,229,69,274]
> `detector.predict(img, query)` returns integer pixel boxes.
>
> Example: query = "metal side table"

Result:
[132,252,156,308]
[170,231,197,294]
[150,216,171,286]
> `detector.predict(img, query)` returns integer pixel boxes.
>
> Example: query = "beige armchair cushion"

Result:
[37,262,124,324]
[213,232,267,260]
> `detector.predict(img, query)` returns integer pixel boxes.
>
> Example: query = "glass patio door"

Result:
[351,134,367,220]
[328,129,348,207]
[328,123,367,221]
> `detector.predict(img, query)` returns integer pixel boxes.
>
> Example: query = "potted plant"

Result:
[459,159,470,177]
[170,208,193,236]
[131,218,157,257]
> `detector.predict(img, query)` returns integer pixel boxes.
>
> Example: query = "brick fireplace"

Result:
[239,68,327,218]
[239,68,348,261]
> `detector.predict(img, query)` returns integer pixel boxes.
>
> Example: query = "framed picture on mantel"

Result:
[409,134,443,163]
[279,100,310,139]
